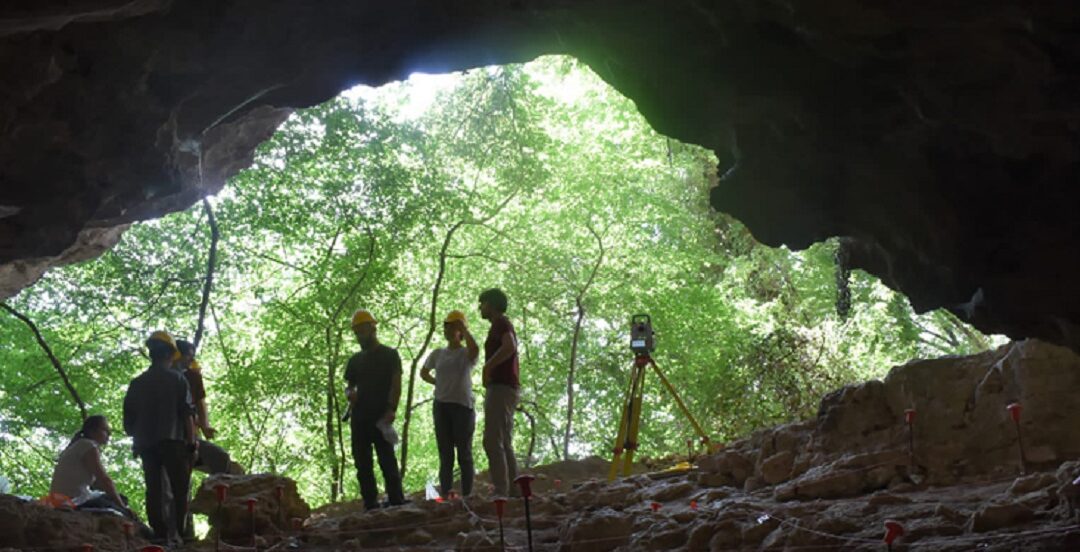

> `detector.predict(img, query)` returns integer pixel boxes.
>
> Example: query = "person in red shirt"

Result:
[478,288,520,496]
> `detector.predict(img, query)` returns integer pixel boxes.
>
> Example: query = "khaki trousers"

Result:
[482,384,519,496]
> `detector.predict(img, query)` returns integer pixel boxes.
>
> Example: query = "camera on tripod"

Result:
[629,314,654,354]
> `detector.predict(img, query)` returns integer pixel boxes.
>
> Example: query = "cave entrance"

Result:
[0,55,1001,512]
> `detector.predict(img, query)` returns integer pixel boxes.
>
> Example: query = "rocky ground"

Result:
[5,339,1080,551]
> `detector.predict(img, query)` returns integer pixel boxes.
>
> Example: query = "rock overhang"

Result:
[1,1,1078,348]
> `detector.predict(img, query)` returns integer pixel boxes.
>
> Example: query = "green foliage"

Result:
[0,56,1000,513]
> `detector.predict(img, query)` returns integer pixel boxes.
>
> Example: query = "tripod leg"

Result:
[607,394,632,480]
[607,363,638,481]
[621,364,647,477]
[648,359,710,446]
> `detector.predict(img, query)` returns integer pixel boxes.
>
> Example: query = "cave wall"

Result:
[1,1,1078,348]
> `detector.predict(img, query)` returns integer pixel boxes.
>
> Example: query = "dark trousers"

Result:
[180,438,235,540]
[80,493,127,514]
[80,494,153,537]
[351,419,404,509]
[433,400,475,497]
[139,440,192,542]
[194,439,232,474]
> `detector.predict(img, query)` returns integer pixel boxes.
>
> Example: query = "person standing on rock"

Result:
[478,288,520,497]
[123,331,197,545]
[173,339,242,543]
[344,310,406,510]
[420,310,480,498]
[174,339,243,475]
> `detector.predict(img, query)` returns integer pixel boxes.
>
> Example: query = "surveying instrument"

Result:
[608,314,712,481]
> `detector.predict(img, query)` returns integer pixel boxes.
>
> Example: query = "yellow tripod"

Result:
[607,353,712,480]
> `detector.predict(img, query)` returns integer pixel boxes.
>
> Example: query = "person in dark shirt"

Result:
[122,331,196,546]
[174,339,242,543]
[174,340,241,475]
[478,288,520,497]
[344,309,405,510]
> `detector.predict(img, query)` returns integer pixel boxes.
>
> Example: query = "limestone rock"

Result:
[643,479,694,503]
[867,492,912,507]
[971,502,1037,532]
[191,473,310,542]
[778,466,866,500]
[640,519,687,550]
[557,507,631,552]
[703,519,742,550]
[1009,473,1058,495]
[740,514,780,545]
[760,450,795,485]
[567,480,638,510]
[698,449,754,487]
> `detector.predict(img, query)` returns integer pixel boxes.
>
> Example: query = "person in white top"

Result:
[49,415,132,517]
[421,310,480,498]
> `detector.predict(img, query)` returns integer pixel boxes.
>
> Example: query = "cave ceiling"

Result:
[1,1,1079,349]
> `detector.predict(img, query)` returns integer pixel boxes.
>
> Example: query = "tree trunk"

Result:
[561,224,605,460]
[563,298,584,460]
[193,197,220,351]
[400,192,518,477]
[518,404,537,468]
[2,303,87,420]
[400,220,463,479]
[325,364,340,502]
[323,232,377,500]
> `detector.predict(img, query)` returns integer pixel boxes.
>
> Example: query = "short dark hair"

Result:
[478,288,508,313]
[146,339,175,362]
[175,340,195,356]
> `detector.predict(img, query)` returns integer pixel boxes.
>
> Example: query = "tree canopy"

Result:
[0,56,997,514]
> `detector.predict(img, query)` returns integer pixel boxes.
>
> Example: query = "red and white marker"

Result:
[1006,402,1027,474]
[883,520,904,550]
[214,483,229,503]
[514,475,537,552]
[493,498,508,551]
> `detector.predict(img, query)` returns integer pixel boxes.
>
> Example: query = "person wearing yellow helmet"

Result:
[174,339,243,475]
[420,310,480,498]
[122,331,197,546]
[172,339,243,543]
[343,310,406,510]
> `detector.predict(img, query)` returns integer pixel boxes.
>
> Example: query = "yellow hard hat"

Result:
[351,309,377,328]
[444,310,467,326]
[147,331,182,361]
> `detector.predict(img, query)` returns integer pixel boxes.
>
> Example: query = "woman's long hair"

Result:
[66,415,107,450]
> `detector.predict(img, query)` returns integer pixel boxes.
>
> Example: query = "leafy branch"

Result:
[1,303,87,420]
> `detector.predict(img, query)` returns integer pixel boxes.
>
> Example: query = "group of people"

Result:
[48,333,239,545]
[345,287,521,509]
[45,286,520,543]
